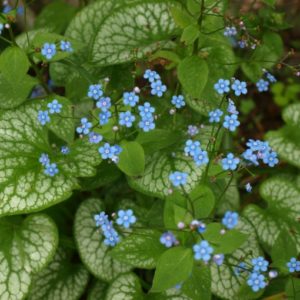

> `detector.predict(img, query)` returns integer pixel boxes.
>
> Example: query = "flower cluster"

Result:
[37,99,62,125]
[138,102,156,132]
[184,139,209,167]
[144,69,167,98]
[94,209,137,246]
[255,70,277,92]
[41,40,73,60]
[287,257,300,273]
[39,153,59,177]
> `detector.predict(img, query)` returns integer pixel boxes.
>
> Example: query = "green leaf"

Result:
[128,151,204,199]
[285,278,300,300]
[117,141,145,176]
[74,198,131,282]
[182,265,211,300]
[187,0,201,15]
[110,230,165,269]
[170,6,195,28]
[88,281,108,300]
[34,0,77,33]
[242,32,283,82]
[0,101,101,217]
[181,24,200,45]
[190,185,215,218]
[151,247,194,293]
[91,0,179,66]
[0,47,36,109]
[262,0,276,6]
[243,177,300,252]
[282,103,300,128]
[0,214,58,300]
[146,288,192,300]
[28,247,89,300]
[178,56,208,99]
[105,273,144,300]
[210,218,261,300]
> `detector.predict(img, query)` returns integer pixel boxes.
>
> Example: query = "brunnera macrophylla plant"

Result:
[0,0,300,300]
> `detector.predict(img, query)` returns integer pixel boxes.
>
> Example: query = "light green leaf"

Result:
[88,281,108,300]
[105,273,144,300]
[0,101,101,217]
[146,288,192,300]
[74,198,131,282]
[181,24,200,45]
[178,56,208,99]
[151,247,194,293]
[210,218,260,300]
[283,103,300,127]
[128,151,204,199]
[91,0,179,66]
[0,214,58,300]
[110,229,166,269]
[117,141,145,176]
[170,6,195,28]
[28,247,89,300]
[243,177,300,252]
[190,185,215,218]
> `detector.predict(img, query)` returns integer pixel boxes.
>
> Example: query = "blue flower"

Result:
[193,149,209,166]
[221,153,240,170]
[198,222,206,233]
[116,209,137,228]
[88,132,103,144]
[193,240,214,262]
[184,140,201,156]
[123,92,139,107]
[44,163,59,177]
[213,254,225,266]
[263,151,279,167]
[224,26,237,37]
[60,40,73,52]
[247,273,266,292]
[266,72,277,83]
[209,109,223,123]
[99,111,112,125]
[0,23,4,34]
[99,143,118,160]
[227,99,239,115]
[61,146,70,154]
[169,171,188,187]
[222,211,239,229]
[160,231,177,248]
[256,79,269,92]
[88,84,103,100]
[238,40,247,48]
[214,79,230,94]
[96,97,111,111]
[76,118,92,135]
[103,229,120,247]
[138,102,155,118]
[234,262,247,276]
[144,69,160,82]
[119,111,135,128]
[41,43,56,60]
[245,183,252,193]
[187,125,199,137]
[246,139,263,152]
[39,153,50,166]
[151,80,167,97]
[47,99,62,114]
[252,257,269,272]
[231,79,247,96]
[287,257,300,273]
[171,95,185,109]
[38,110,50,125]
[242,149,259,166]
[223,114,240,131]
[138,117,155,132]
[94,212,109,227]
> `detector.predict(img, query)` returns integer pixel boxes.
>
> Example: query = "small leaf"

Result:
[88,281,108,300]
[190,185,215,218]
[151,247,194,293]
[170,6,195,28]
[28,247,89,300]
[105,273,144,300]
[74,198,131,282]
[181,24,200,45]
[117,141,145,176]
[0,214,58,300]
[178,56,209,99]
[110,230,166,269]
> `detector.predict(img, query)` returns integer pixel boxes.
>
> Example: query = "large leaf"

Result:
[266,103,300,168]
[88,281,108,300]
[0,214,58,300]
[91,0,179,66]
[110,229,166,269]
[243,177,300,252]
[28,247,89,300]
[0,101,101,217]
[210,217,260,300]
[105,273,144,300]
[74,198,131,282]
[127,151,205,199]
